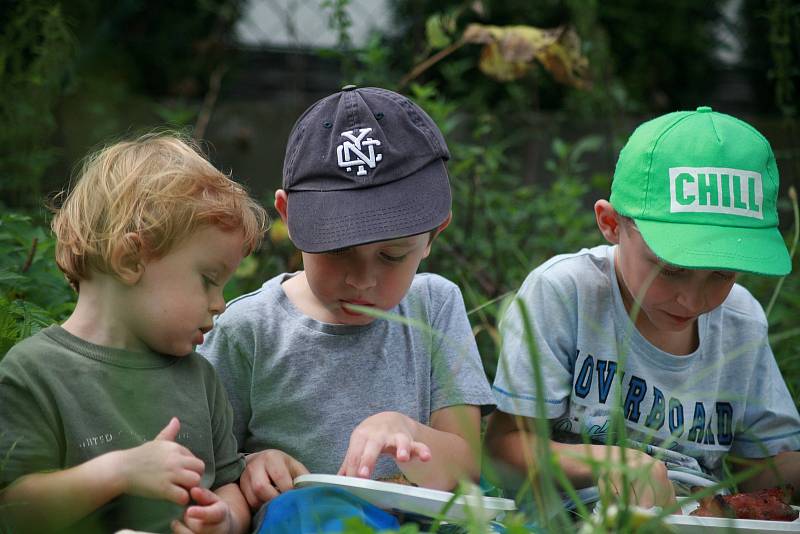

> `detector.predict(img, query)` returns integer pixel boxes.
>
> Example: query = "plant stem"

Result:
[766,186,799,318]
[399,39,466,89]
[21,238,37,273]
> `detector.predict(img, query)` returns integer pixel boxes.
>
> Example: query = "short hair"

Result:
[52,132,268,289]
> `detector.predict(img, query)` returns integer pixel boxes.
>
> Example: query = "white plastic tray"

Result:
[661,497,800,533]
[293,474,516,521]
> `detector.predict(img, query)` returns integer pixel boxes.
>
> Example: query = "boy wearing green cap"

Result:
[486,107,800,508]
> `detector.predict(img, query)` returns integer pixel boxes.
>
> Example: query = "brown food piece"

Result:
[691,494,734,518]
[690,486,798,521]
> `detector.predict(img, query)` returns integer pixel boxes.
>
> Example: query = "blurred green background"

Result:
[1,0,799,401]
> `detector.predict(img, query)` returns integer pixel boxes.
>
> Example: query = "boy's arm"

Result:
[731,451,800,499]
[486,410,596,488]
[1,417,204,533]
[724,329,800,498]
[1,451,129,532]
[485,410,676,508]
[402,404,482,489]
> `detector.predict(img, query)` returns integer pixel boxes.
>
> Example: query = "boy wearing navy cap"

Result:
[199,86,495,516]
[487,107,800,508]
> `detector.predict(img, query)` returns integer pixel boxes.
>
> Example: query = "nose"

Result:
[344,263,376,291]
[675,280,705,314]
[210,290,226,315]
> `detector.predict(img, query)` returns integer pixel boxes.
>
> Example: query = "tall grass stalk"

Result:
[766,186,799,319]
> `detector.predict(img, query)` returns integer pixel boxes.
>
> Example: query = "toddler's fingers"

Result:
[188,486,218,506]
[186,500,227,524]
[173,468,202,490]
[164,485,191,506]
[156,417,180,441]
[180,454,206,475]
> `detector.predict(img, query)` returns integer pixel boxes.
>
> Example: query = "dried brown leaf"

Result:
[463,23,590,88]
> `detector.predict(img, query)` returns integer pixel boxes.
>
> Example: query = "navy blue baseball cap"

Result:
[281,86,452,253]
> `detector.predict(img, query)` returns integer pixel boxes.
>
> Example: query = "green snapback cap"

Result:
[610,106,791,276]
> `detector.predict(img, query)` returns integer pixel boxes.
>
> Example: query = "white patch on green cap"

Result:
[669,166,763,220]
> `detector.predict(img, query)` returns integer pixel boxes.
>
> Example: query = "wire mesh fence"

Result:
[236,0,394,50]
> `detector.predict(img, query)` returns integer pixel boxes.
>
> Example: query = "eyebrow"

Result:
[383,240,416,249]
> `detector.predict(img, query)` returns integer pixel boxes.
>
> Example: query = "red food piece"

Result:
[690,486,798,521]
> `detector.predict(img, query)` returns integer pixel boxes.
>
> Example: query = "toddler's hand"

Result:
[239,449,309,510]
[337,411,431,479]
[170,486,232,534]
[118,417,205,505]
[598,447,677,510]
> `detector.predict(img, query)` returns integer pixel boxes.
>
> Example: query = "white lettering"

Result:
[669,167,763,219]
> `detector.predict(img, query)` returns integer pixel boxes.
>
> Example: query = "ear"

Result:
[274,189,289,225]
[422,212,452,258]
[110,232,145,285]
[435,211,452,235]
[595,200,622,244]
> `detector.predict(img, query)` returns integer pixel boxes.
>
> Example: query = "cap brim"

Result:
[634,218,792,276]
[286,159,451,253]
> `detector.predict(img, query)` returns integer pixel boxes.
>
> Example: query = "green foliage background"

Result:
[2,0,799,395]
[1,1,800,530]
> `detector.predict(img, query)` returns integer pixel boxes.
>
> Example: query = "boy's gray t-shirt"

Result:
[493,244,800,483]
[199,272,495,478]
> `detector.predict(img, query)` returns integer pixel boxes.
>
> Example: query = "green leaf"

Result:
[426,14,452,49]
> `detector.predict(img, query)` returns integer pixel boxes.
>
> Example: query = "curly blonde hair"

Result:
[52,133,268,290]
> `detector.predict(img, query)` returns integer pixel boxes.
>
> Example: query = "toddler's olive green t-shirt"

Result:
[0,326,244,534]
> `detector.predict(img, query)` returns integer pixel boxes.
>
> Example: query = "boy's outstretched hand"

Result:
[239,449,310,510]
[118,417,205,505]
[338,411,432,479]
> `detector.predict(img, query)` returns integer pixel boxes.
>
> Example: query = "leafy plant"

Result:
[0,213,74,359]
[0,2,75,207]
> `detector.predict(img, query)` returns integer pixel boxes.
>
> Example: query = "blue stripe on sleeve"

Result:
[492,385,564,405]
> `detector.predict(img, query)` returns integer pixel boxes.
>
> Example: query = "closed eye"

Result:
[659,266,684,277]
[380,252,407,263]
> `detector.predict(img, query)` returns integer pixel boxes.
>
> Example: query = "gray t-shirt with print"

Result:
[493,244,800,484]
[199,272,495,479]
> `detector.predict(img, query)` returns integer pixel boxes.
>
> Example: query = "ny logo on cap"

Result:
[337,128,383,176]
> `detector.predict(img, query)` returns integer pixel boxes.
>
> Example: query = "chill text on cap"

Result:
[668,166,763,220]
